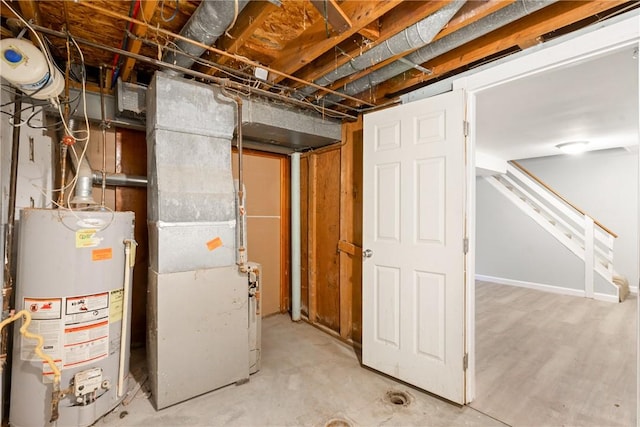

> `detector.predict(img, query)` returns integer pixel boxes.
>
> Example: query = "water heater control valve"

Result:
[73,367,103,400]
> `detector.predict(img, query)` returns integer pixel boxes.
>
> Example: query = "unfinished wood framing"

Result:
[339,117,364,342]
[306,152,318,324]
[299,120,364,340]
[280,155,291,314]
[300,155,310,316]
[114,127,148,347]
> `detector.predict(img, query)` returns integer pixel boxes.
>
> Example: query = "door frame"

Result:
[438,12,639,402]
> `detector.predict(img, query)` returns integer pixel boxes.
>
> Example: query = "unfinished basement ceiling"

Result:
[1,0,638,120]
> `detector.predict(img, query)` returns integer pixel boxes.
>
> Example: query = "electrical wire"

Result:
[160,0,179,22]
[1,0,58,101]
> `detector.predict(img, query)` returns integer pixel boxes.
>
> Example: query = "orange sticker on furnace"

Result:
[206,237,223,251]
[92,248,112,261]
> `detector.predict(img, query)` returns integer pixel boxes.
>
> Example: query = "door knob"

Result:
[363,249,373,259]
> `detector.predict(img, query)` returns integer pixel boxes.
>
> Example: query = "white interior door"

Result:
[362,89,467,404]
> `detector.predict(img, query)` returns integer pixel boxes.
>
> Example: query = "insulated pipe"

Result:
[290,152,301,321]
[1,94,21,360]
[163,0,249,75]
[322,0,557,104]
[298,0,465,98]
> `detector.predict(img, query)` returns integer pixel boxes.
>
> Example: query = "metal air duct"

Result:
[298,0,465,98]
[163,0,250,74]
[322,0,557,104]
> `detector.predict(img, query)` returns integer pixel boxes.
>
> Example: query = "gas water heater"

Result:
[10,208,135,427]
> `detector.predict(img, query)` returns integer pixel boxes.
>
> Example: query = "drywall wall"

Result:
[476,177,586,291]
[520,149,639,291]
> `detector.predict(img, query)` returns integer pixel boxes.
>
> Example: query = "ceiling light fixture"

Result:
[556,141,589,154]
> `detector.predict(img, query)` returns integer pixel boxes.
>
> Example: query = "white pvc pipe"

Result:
[118,240,132,397]
[291,153,301,321]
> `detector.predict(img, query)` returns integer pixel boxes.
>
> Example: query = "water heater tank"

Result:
[10,209,135,427]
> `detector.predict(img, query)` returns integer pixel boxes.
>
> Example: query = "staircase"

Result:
[484,161,628,302]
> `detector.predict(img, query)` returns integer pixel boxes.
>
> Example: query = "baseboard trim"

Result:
[476,274,621,303]
[594,292,620,303]
[475,275,585,297]
[630,286,638,295]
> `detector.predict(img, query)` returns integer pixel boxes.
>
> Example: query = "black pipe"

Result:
[2,93,22,422]
[3,93,21,327]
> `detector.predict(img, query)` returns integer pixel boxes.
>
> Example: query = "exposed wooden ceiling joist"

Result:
[290,0,453,88]
[1,0,636,117]
[357,0,630,105]
[267,0,401,83]
[315,0,516,99]
[309,0,352,34]
[121,0,159,83]
[214,1,280,69]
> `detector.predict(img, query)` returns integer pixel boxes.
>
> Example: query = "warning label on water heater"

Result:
[21,298,63,362]
[21,292,111,372]
[63,292,110,369]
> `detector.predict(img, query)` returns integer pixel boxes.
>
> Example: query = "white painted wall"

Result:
[520,149,639,292]
[476,176,586,292]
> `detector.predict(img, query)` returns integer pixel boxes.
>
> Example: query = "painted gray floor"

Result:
[98,314,503,427]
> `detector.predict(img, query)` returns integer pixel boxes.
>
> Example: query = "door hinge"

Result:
[463,237,469,254]
[463,353,468,371]
[463,120,469,137]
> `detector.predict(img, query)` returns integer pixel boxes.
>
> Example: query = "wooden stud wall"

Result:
[339,117,364,343]
[300,156,309,316]
[114,127,148,347]
[300,117,363,340]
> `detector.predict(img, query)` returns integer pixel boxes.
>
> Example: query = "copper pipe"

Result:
[57,33,73,207]
[75,0,375,107]
[99,65,108,207]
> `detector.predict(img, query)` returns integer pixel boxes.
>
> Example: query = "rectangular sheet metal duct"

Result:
[146,72,251,409]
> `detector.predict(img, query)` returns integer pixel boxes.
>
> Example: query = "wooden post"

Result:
[339,117,363,342]
[308,153,318,323]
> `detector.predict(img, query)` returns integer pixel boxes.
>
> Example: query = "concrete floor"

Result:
[98,314,504,427]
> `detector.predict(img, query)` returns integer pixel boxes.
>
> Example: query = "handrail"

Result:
[509,161,618,238]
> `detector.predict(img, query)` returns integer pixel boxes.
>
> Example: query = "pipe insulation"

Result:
[298,0,465,98]
[162,0,249,74]
[322,0,557,104]
[290,152,301,321]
